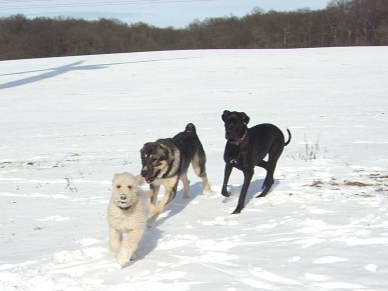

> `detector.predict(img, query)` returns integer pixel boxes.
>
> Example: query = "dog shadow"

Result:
[155,181,203,227]
[225,178,280,208]
[134,181,203,262]
[135,227,162,263]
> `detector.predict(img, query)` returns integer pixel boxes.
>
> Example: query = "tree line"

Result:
[1,0,388,61]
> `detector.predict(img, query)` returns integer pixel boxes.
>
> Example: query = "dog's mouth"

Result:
[116,200,133,210]
[143,175,156,184]
[142,170,160,184]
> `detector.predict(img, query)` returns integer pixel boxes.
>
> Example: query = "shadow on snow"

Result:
[135,181,204,261]
[0,57,196,90]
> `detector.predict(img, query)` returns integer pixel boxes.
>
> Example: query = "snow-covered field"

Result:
[0,47,387,291]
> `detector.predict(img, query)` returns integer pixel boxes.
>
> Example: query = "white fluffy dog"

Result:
[108,172,150,267]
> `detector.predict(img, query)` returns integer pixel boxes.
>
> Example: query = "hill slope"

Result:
[0,48,387,290]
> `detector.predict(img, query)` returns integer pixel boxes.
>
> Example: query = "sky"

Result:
[0,0,331,28]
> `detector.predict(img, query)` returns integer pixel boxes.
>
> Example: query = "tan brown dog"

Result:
[140,123,211,225]
[108,173,150,267]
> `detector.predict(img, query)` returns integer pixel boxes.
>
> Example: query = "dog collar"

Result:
[230,130,248,146]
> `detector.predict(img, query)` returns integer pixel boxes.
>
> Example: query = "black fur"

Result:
[221,110,291,214]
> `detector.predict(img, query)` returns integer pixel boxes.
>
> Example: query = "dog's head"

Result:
[221,110,250,142]
[140,142,170,184]
[111,173,144,209]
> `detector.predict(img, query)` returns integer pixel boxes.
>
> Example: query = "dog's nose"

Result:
[120,194,127,200]
[141,166,148,177]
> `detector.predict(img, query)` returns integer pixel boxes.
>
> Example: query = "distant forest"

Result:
[1,0,388,61]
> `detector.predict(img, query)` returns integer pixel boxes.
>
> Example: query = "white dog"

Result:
[108,173,150,267]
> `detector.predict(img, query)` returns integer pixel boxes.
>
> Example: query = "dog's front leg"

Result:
[232,168,254,214]
[109,227,122,253]
[117,228,145,267]
[148,177,178,226]
[147,188,176,227]
[160,183,178,209]
[221,164,233,197]
[150,184,160,204]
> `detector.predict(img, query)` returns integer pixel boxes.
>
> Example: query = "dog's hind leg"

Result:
[192,152,212,193]
[199,173,212,194]
[256,160,268,169]
[257,145,284,198]
[180,173,190,199]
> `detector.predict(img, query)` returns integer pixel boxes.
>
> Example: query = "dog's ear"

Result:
[140,143,152,156]
[135,175,145,186]
[240,112,250,125]
[222,110,231,122]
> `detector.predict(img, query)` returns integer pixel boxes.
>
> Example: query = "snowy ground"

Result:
[0,47,387,291]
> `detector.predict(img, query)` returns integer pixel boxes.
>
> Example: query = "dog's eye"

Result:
[127,185,132,190]
[116,185,121,189]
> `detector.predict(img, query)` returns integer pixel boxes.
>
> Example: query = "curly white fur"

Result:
[107,173,150,267]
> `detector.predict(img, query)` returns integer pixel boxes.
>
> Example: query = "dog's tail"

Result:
[284,129,292,146]
[184,123,197,135]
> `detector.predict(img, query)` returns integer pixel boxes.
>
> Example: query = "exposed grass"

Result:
[344,181,374,187]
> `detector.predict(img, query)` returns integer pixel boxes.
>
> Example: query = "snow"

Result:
[0,47,387,290]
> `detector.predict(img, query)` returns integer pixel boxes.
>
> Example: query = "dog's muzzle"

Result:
[116,194,132,209]
[141,165,159,184]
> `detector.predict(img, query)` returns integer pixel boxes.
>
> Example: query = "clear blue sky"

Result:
[0,0,331,28]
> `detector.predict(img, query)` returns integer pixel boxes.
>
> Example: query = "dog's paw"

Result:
[202,184,213,194]
[130,252,137,261]
[231,207,242,215]
[117,252,132,267]
[258,184,272,197]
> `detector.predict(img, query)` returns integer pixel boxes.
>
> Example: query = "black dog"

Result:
[221,110,291,214]
[140,123,211,224]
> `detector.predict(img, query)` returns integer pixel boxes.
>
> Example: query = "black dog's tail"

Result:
[184,123,197,135]
[284,129,292,146]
